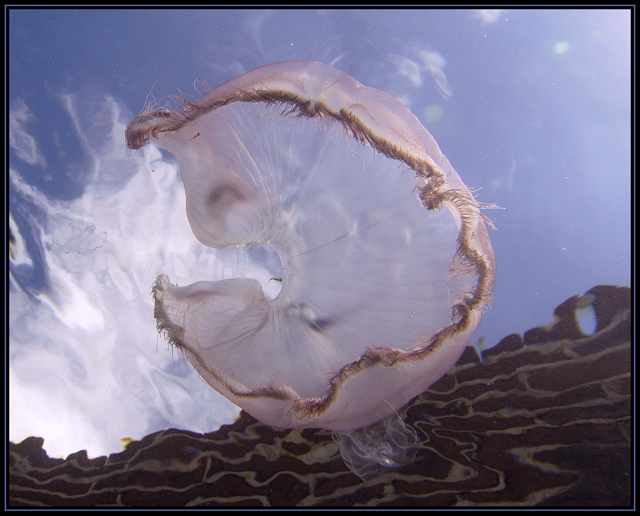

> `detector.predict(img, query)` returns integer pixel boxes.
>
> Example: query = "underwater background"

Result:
[8,8,630,506]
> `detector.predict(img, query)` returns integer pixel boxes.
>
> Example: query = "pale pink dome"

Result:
[125,61,496,433]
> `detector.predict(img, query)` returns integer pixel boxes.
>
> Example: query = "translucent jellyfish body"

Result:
[125,61,496,479]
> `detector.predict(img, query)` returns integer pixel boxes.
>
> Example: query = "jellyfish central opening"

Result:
[245,242,284,300]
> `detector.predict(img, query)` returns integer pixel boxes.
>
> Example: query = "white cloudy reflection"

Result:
[9,94,242,458]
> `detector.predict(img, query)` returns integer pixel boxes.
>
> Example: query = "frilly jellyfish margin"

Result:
[125,61,496,480]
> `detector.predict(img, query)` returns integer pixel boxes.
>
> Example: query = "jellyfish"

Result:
[416,49,454,98]
[125,60,496,479]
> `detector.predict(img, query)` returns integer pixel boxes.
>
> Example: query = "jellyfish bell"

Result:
[125,60,496,478]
